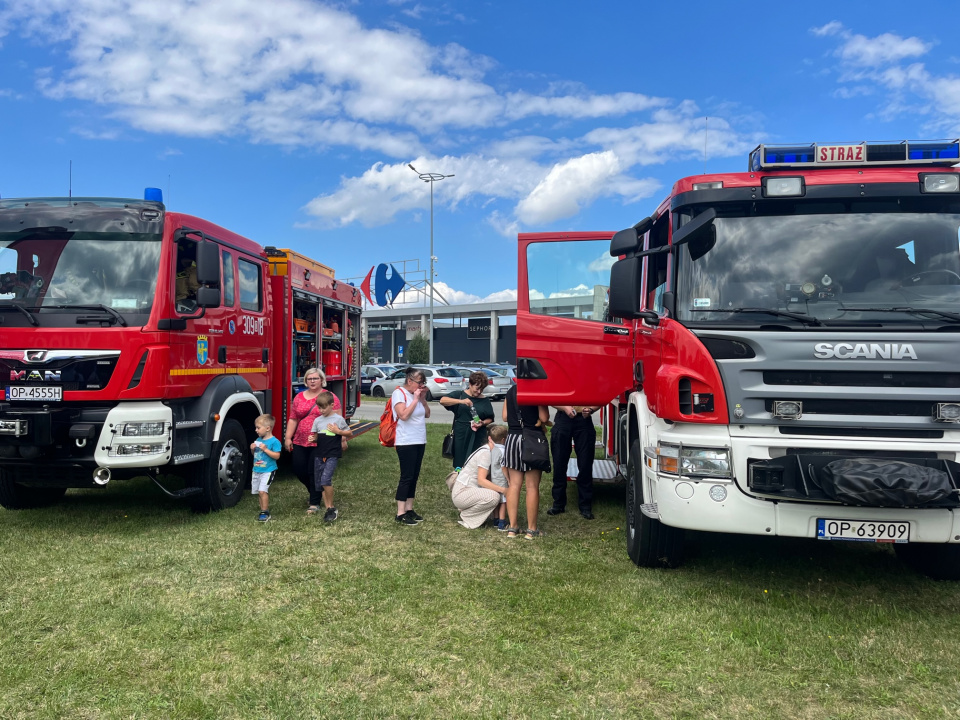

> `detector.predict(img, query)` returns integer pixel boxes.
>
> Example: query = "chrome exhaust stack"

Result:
[93,467,112,486]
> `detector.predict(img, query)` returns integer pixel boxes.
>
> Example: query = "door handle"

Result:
[218,346,227,363]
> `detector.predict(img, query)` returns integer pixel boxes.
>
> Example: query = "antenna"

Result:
[168,174,171,205]
[69,160,72,198]
[703,117,708,174]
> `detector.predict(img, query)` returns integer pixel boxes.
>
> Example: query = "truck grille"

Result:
[764,370,960,388]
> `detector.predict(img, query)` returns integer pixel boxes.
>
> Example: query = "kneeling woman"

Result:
[451,424,509,528]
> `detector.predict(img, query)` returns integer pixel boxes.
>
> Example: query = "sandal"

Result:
[505,527,521,538]
[307,505,320,515]
[524,529,543,539]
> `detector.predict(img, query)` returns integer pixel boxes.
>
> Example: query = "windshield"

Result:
[0,230,162,317]
[677,211,960,325]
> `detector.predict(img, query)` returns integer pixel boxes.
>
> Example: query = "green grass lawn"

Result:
[2,426,960,719]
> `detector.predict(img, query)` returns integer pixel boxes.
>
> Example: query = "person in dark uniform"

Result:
[547,405,598,519]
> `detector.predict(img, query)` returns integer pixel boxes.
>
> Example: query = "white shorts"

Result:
[251,471,276,494]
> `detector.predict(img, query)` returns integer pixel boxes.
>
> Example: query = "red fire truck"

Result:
[0,189,362,511]
[518,140,960,579]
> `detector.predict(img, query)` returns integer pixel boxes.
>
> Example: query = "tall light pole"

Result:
[408,164,454,364]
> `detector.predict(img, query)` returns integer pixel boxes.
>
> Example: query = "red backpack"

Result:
[378,398,397,447]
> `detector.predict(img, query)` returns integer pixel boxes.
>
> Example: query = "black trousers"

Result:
[550,414,594,513]
[292,444,323,506]
[395,443,425,503]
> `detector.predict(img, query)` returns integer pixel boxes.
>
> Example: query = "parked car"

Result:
[360,370,374,395]
[361,364,399,389]
[449,366,512,400]
[370,366,465,401]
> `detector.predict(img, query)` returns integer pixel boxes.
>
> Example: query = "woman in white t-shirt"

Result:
[392,367,431,525]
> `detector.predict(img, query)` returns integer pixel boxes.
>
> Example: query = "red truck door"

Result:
[517,233,636,407]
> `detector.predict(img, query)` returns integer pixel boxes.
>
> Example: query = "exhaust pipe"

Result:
[93,467,111,486]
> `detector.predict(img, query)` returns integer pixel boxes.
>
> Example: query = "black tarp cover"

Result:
[821,459,955,507]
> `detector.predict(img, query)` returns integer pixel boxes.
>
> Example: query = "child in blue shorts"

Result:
[250,414,282,522]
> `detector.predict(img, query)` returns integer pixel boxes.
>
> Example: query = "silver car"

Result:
[370,366,465,401]
[449,366,512,400]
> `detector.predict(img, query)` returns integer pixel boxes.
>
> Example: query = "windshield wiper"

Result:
[839,307,960,324]
[0,302,39,326]
[694,307,823,326]
[44,303,128,327]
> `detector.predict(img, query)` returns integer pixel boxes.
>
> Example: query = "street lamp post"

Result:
[408,164,454,364]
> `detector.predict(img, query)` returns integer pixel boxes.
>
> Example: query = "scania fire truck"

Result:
[517,140,960,579]
[0,190,361,511]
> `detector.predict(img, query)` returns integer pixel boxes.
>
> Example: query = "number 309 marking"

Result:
[242,316,264,335]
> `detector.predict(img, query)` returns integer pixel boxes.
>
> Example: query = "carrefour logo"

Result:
[813,342,917,360]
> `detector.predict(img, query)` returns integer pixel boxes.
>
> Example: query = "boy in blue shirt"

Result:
[250,414,282,522]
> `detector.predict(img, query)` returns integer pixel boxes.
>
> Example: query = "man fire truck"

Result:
[517,140,960,580]
[0,189,361,511]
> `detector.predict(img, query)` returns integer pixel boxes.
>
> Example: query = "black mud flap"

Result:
[821,459,957,507]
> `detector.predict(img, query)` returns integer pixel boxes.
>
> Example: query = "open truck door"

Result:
[517,233,637,408]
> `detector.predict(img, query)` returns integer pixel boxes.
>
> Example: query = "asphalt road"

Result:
[352,396,601,426]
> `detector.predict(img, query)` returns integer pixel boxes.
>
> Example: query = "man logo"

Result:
[814,342,918,360]
[24,350,47,363]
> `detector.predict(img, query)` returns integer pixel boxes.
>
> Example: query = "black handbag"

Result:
[520,427,550,471]
[441,430,455,459]
[514,391,551,472]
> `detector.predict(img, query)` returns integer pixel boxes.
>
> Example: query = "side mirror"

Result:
[196,286,221,308]
[610,228,639,257]
[608,256,642,319]
[609,215,654,257]
[195,241,221,286]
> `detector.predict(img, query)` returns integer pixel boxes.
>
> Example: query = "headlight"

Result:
[118,422,168,437]
[658,443,732,478]
[113,443,166,456]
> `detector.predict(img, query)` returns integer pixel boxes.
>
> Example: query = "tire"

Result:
[425,390,435,402]
[894,542,960,581]
[625,439,685,568]
[0,473,67,509]
[372,386,385,398]
[191,419,249,513]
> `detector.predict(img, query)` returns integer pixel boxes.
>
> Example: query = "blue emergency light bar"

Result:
[749,140,960,171]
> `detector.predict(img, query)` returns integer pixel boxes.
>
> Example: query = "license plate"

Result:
[817,518,909,543]
[6,385,63,401]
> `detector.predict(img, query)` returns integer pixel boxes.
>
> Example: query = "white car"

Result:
[370,366,465,401]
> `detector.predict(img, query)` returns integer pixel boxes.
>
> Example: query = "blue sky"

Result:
[2,0,960,307]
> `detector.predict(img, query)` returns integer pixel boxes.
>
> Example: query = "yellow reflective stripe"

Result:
[169,368,268,376]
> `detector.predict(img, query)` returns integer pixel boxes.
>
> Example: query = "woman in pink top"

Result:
[284,368,341,512]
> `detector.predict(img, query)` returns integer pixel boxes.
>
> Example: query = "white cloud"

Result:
[813,24,958,134]
[5,0,759,228]
[811,21,843,37]
[839,33,931,67]
[587,252,616,274]
[380,280,516,308]
[515,151,622,225]
[4,0,684,152]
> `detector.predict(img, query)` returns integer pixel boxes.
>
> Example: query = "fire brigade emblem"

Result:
[196,335,209,365]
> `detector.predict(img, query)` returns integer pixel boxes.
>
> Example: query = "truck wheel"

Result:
[894,542,960,581]
[0,473,67,509]
[625,439,684,568]
[191,419,249,513]
[372,386,385,398]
